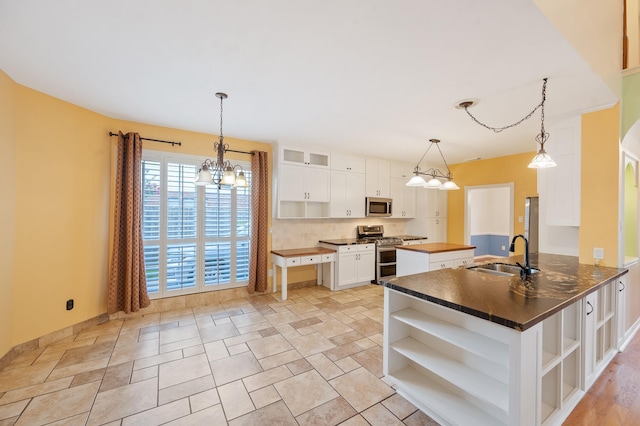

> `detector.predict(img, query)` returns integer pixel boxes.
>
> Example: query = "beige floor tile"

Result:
[159,353,211,389]
[86,378,157,425]
[218,380,255,420]
[223,331,262,347]
[130,365,158,383]
[236,321,273,334]
[119,313,161,332]
[381,393,418,420]
[312,318,354,339]
[164,404,226,425]
[246,334,293,359]
[306,353,344,380]
[195,315,215,329]
[159,324,199,345]
[56,341,115,368]
[0,377,73,405]
[0,399,29,421]
[335,356,361,373]
[108,339,159,366]
[138,330,159,342]
[249,385,281,409]
[229,400,297,426]
[188,388,220,412]
[242,365,292,392]
[33,349,66,365]
[160,336,203,354]
[349,317,383,337]
[199,323,239,343]
[70,368,106,387]
[265,310,301,326]
[330,330,365,345]
[204,340,229,362]
[340,414,370,425]
[288,332,336,357]
[122,398,190,425]
[0,361,58,393]
[210,351,262,386]
[230,312,266,328]
[274,370,339,417]
[323,342,363,362]
[5,349,45,370]
[361,403,404,425]
[49,357,110,381]
[46,412,90,425]
[99,361,133,392]
[132,349,183,370]
[329,367,394,412]
[403,409,440,426]
[158,375,215,406]
[258,349,302,370]
[183,344,205,357]
[295,396,357,426]
[274,323,301,339]
[369,333,384,346]
[16,381,100,425]
[285,358,314,375]
[351,346,384,378]
[227,343,250,355]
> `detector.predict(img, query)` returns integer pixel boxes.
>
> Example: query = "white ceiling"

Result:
[0,0,618,164]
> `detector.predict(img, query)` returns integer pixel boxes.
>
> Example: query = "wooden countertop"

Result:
[396,242,476,254]
[382,253,628,331]
[271,247,336,258]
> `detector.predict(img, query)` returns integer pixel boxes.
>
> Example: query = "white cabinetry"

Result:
[425,218,447,243]
[330,154,366,218]
[583,279,617,390]
[275,146,331,218]
[538,116,581,226]
[424,190,447,242]
[320,243,375,289]
[396,248,474,277]
[365,158,390,197]
[390,177,416,218]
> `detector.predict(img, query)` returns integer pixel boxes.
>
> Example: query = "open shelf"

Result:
[390,366,506,426]
[391,337,509,413]
[391,308,509,367]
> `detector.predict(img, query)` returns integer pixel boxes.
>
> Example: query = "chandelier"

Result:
[195,92,248,188]
[457,78,556,169]
[406,139,460,190]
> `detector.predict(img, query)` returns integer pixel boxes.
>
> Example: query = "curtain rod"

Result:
[108,131,254,155]
[109,132,182,146]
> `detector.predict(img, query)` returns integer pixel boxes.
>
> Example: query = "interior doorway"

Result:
[464,183,514,258]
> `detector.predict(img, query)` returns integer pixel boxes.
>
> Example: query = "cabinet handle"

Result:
[586,300,594,316]
[620,280,626,292]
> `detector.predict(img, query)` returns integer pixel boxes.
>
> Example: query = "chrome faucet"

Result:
[509,234,531,277]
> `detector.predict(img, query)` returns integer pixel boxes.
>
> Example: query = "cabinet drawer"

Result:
[338,244,374,253]
[300,255,321,265]
[285,257,301,266]
[321,253,336,262]
[430,260,454,270]
[429,250,474,263]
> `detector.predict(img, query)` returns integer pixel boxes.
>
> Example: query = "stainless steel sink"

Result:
[468,262,539,277]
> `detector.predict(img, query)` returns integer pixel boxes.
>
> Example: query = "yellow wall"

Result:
[2,72,272,352]
[0,70,17,357]
[448,152,539,255]
[579,105,620,266]
[624,163,638,257]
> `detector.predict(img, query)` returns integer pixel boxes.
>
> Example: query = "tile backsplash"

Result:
[271,218,410,249]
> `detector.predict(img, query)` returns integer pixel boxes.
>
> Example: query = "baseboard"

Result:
[619,317,640,352]
[0,312,109,372]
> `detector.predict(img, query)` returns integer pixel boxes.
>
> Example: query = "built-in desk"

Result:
[271,247,336,300]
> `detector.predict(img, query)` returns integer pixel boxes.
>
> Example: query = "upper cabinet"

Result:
[331,153,366,173]
[538,116,581,226]
[281,146,330,168]
[390,161,416,218]
[365,158,390,197]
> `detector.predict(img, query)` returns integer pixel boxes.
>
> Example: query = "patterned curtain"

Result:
[248,150,269,293]
[108,132,150,314]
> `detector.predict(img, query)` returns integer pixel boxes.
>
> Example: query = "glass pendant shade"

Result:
[235,171,248,187]
[195,168,213,186]
[406,174,427,187]
[528,149,556,168]
[425,177,443,189]
[441,180,460,190]
[222,167,236,185]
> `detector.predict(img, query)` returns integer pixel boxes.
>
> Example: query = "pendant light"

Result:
[406,139,459,190]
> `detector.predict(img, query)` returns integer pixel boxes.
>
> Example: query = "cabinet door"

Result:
[332,153,366,173]
[337,252,359,287]
[330,171,349,218]
[390,177,405,218]
[426,190,447,218]
[279,165,306,201]
[426,218,447,242]
[365,158,390,197]
[357,249,375,281]
[583,292,597,387]
[617,276,627,348]
[306,168,330,202]
[347,173,366,217]
[402,184,416,218]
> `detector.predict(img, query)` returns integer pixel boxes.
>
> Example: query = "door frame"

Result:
[464,183,515,249]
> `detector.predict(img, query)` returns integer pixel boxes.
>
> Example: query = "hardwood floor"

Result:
[564,330,640,425]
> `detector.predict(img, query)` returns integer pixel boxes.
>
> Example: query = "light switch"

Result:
[593,248,604,259]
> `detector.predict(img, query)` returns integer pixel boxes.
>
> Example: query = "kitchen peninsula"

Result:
[395,242,475,277]
[382,253,628,426]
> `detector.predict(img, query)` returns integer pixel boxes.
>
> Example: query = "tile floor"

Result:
[0,284,439,425]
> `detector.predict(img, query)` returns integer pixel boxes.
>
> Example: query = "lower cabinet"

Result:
[396,248,474,277]
[320,243,375,290]
[384,278,620,426]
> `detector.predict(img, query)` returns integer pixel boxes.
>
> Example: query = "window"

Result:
[141,151,251,298]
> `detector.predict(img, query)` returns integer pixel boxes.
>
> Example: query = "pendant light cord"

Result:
[463,78,548,133]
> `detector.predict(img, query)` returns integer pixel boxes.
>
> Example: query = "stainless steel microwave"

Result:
[366,197,392,217]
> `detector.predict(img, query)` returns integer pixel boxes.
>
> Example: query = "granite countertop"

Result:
[319,238,364,246]
[381,253,628,331]
[396,242,476,253]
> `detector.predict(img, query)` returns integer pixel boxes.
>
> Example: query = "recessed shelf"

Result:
[390,366,506,426]
[391,308,509,366]
[391,337,509,413]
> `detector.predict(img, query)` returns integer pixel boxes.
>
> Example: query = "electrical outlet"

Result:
[501,245,506,251]
[268,269,273,276]
[593,248,604,260]
[66,299,74,310]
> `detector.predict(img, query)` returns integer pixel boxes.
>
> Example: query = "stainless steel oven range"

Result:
[356,225,403,283]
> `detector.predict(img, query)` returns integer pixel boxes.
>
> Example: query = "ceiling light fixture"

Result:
[195,92,248,188]
[406,139,459,190]
[457,78,555,169]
